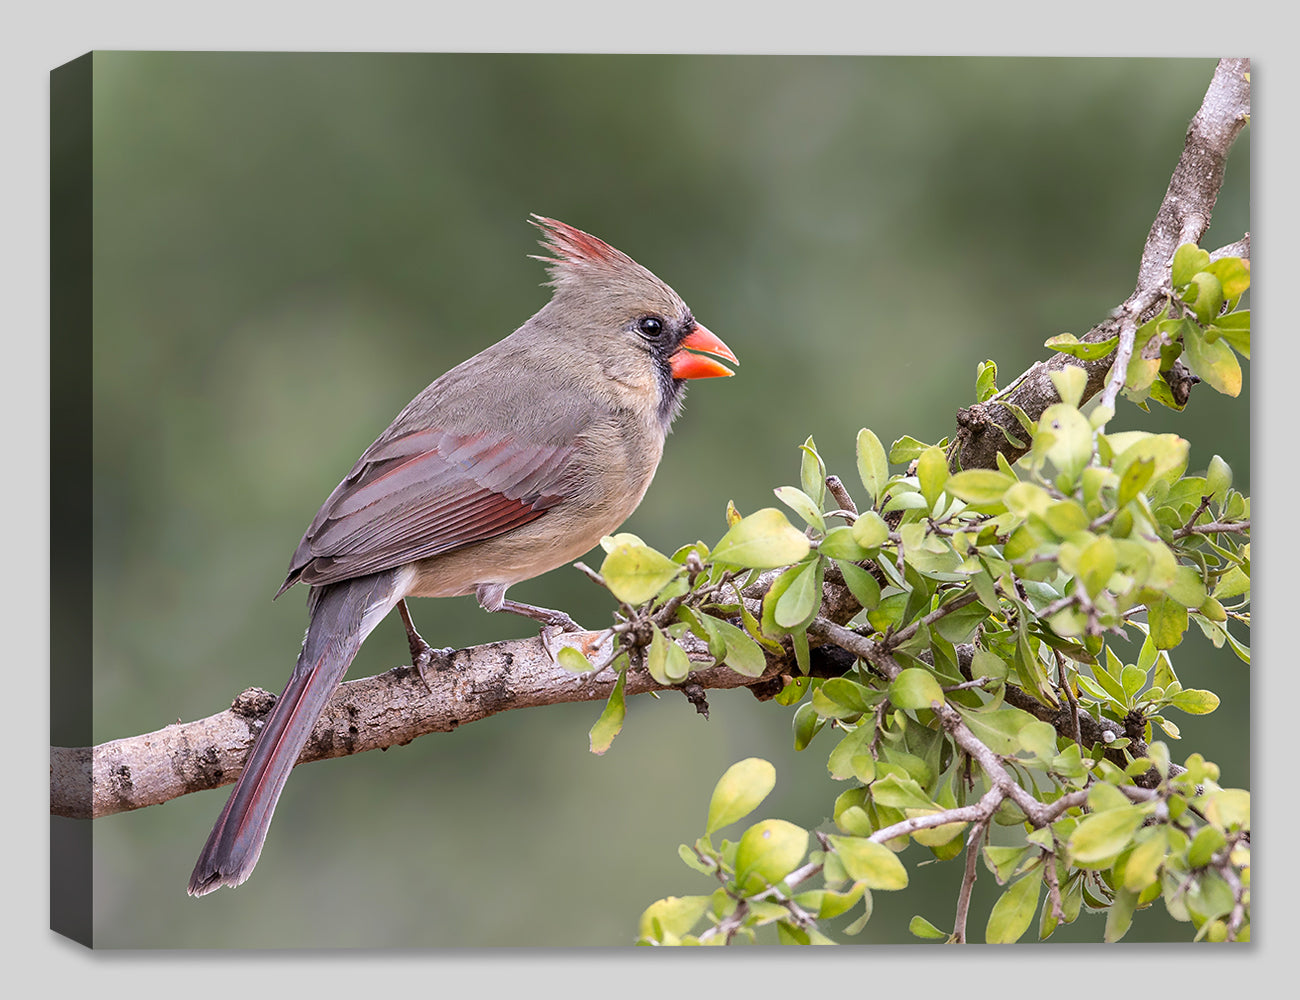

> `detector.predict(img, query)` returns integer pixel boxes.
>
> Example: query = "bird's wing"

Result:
[279,424,580,593]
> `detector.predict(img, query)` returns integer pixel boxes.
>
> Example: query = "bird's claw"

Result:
[409,639,455,693]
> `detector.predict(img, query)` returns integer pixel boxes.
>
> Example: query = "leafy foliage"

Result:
[571,247,1251,944]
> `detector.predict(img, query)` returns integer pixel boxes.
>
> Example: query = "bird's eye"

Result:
[638,316,664,338]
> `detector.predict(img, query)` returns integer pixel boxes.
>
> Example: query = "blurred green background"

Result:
[83,53,1248,947]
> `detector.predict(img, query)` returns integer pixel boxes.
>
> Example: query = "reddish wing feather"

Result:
[281,428,575,592]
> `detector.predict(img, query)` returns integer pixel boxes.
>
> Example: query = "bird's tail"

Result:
[187,569,402,896]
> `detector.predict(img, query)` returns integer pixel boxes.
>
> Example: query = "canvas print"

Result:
[51,53,1250,947]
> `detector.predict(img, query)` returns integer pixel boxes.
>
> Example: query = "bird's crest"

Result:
[529,215,644,287]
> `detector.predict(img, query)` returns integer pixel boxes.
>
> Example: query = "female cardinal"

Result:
[187,215,738,895]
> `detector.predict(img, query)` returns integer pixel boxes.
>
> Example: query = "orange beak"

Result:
[669,323,738,379]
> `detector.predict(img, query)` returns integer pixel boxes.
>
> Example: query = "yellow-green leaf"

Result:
[1067,804,1146,866]
[735,819,808,892]
[910,915,948,940]
[851,510,890,548]
[856,428,889,505]
[588,668,628,755]
[1051,365,1088,408]
[1044,333,1120,362]
[707,615,769,677]
[1171,243,1211,286]
[1170,688,1220,715]
[830,835,909,890]
[986,872,1041,943]
[946,469,1016,505]
[917,446,949,510]
[1183,326,1243,397]
[599,540,682,604]
[889,668,946,710]
[775,559,820,628]
[712,508,811,569]
[774,485,825,531]
[638,895,710,941]
[706,757,776,835]
[1147,595,1188,650]
[556,646,594,674]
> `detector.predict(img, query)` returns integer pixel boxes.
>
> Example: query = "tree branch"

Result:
[950,57,1250,472]
[52,627,782,819]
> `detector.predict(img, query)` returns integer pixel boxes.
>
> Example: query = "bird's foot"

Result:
[396,598,453,692]
[409,638,456,693]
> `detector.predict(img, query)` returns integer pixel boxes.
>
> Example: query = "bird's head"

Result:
[528,215,737,426]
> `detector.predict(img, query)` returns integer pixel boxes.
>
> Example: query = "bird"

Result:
[187,215,738,895]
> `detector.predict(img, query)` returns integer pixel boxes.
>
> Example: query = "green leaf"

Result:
[599,540,683,604]
[1170,688,1220,715]
[800,437,827,508]
[1044,333,1120,362]
[1116,457,1154,508]
[970,647,1009,683]
[708,615,769,678]
[889,435,930,465]
[588,667,628,755]
[829,836,909,889]
[1104,887,1138,942]
[889,667,946,710]
[836,559,882,610]
[712,508,811,569]
[984,844,1033,884]
[1212,564,1250,601]
[957,705,1042,756]
[1205,455,1233,501]
[556,646,594,674]
[819,525,868,561]
[706,758,777,835]
[1209,309,1250,357]
[1078,535,1117,599]
[827,725,876,783]
[639,895,710,941]
[1171,243,1211,287]
[1112,433,1190,486]
[1184,271,1225,324]
[1123,828,1168,892]
[645,625,692,685]
[1067,804,1146,866]
[798,885,865,920]
[945,469,1016,505]
[1147,596,1189,650]
[933,600,990,644]
[735,819,808,892]
[1038,403,1094,484]
[856,428,889,507]
[1188,826,1227,868]
[917,446,950,510]
[792,701,821,750]
[1204,256,1250,299]
[820,677,876,715]
[986,873,1041,944]
[976,359,999,402]
[851,510,890,548]
[1051,365,1088,407]
[774,485,825,531]
[871,774,937,811]
[1167,565,1208,608]
[1183,326,1243,397]
[909,915,948,940]
[775,559,821,628]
